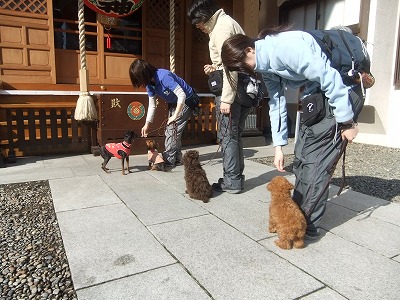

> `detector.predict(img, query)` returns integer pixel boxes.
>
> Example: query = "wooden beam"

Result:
[233,0,259,37]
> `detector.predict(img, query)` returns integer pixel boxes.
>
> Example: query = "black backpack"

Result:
[308,29,373,87]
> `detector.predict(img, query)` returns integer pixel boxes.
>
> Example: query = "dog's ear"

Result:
[278,176,294,190]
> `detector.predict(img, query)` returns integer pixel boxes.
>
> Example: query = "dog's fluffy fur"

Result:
[267,176,306,249]
[100,130,136,175]
[183,150,212,203]
[146,139,165,171]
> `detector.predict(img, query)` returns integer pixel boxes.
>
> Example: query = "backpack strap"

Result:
[337,30,356,77]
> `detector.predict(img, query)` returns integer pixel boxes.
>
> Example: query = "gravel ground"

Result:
[0,181,77,300]
[252,141,400,203]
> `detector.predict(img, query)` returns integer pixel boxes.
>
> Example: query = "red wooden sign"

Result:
[84,0,144,18]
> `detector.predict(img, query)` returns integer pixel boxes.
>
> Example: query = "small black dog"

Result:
[100,130,137,175]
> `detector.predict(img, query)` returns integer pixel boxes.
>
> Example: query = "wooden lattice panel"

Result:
[146,0,180,31]
[1,0,47,14]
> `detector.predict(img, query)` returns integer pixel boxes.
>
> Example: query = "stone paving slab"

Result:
[320,202,400,258]
[0,165,75,184]
[260,231,400,300]
[50,175,121,212]
[42,155,91,169]
[56,203,176,289]
[149,214,323,300]
[103,171,209,225]
[328,186,390,212]
[197,194,272,241]
[76,264,211,300]
[301,287,348,300]
[365,201,400,226]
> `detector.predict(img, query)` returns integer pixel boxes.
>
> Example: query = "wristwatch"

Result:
[338,120,357,130]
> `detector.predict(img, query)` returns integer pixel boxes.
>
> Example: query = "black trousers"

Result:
[292,85,364,234]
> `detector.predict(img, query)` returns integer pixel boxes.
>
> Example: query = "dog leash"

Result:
[138,118,168,138]
[327,137,349,196]
[201,111,231,166]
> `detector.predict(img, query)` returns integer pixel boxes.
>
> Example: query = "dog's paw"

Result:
[275,239,292,250]
[101,166,111,173]
[293,239,305,249]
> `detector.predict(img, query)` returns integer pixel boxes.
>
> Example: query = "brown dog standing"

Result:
[100,130,136,175]
[267,176,306,249]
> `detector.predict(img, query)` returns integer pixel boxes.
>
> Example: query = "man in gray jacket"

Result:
[187,0,252,194]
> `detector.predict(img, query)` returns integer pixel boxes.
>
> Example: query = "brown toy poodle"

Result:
[183,150,212,203]
[267,176,306,250]
[146,139,165,171]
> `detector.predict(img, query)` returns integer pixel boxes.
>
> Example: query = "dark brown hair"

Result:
[129,59,158,88]
[221,34,257,87]
[221,25,292,86]
[257,24,292,39]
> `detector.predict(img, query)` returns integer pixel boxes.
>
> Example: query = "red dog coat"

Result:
[105,141,131,159]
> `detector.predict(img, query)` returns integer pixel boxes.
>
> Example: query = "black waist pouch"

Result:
[208,70,223,96]
[185,92,200,110]
[301,93,326,126]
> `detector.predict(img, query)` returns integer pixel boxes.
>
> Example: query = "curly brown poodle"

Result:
[183,150,212,203]
[267,176,306,250]
[146,139,165,171]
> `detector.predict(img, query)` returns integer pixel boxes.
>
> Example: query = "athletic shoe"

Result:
[212,182,241,194]
[218,175,245,190]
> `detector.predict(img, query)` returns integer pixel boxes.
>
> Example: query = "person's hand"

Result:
[204,64,216,75]
[141,124,149,137]
[341,126,359,143]
[167,114,178,125]
[220,102,231,115]
[274,146,285,172]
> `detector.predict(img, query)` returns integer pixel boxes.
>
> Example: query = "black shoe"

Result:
[175,160,183,166]
[218,176,245,190]
[305,229,320,241]
[212,182,241,194]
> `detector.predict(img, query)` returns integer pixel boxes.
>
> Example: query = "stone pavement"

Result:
[1,138,400,300]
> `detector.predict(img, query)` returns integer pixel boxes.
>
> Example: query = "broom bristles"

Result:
[74,92,97,121]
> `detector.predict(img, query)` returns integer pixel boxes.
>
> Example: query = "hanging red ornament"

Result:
[84,0,144,18]
[106,29,111,49]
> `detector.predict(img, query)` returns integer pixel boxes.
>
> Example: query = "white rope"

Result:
[169,0,175,73]
[75,0,97,121]
[78,0,87,71]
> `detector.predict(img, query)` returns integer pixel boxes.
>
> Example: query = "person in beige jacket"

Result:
[188,0,252,194]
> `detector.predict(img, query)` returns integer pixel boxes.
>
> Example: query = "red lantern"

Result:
[84,0,144,18]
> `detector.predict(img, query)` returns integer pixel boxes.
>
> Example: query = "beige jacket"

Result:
[204,9,245,104]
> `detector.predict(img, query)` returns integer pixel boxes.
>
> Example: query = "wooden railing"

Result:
[0,93,217,159]
[0,96,95,159]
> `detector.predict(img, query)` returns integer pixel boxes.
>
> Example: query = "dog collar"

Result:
[122,141,131,149]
